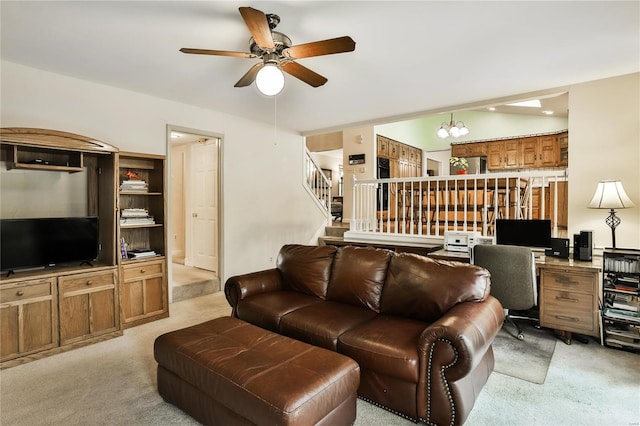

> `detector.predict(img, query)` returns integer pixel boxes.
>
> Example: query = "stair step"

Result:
[172,278,218,303]
[325,226,348,238]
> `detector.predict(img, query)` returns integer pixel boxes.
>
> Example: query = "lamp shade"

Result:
[255,64,285,96]
[588,180,635,209]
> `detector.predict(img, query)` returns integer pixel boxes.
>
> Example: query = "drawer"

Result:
[541,269,596,293]
[122,261,163,281]
[542,289,594,331]
[0,281,53,303]
[59,270,116,294]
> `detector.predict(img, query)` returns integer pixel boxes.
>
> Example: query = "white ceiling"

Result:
[1,1,638,134]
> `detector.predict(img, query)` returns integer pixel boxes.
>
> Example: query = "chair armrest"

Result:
[224,269,283,312]
[419,295,504,381]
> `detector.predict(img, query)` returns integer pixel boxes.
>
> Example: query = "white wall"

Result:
[0,60,327,282]
[568,73,640,249]
[341,127,376,223]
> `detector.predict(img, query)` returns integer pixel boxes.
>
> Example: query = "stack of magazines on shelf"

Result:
[126,248,157,259]
[603,322,640,349]
[120,179,148,192]
[604,274,639,294]
[603,306,640,323]
[120,208,155,226]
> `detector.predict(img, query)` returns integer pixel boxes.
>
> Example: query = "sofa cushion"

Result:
[338,315,426,383]
[236,291,323,332]
[380,253,491,322]
[326,246,392,312]
[279,301,377,351]
[277,244,337,299]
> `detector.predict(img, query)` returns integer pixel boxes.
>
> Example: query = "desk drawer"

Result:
[542,289,594,332]
[540,269,596,293]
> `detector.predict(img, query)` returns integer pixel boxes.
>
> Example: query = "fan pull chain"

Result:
[273,94,278,145]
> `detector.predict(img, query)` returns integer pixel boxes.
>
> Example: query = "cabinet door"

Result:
[0,278,58,361]
[451,144,468,158]
[388,141,399,160]
[468,142,486,156]
[58,269,119,345]
[538,135,560,167]
[504,140,520,169]
[376,136,388,157]
[520,137,539,168]
[486,141,504,170]
[121,259,167,327]
[558,132,568,166]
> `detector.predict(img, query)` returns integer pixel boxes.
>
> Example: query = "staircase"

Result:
[318,221,350,246]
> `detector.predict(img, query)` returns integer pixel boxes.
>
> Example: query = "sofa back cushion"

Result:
[380,253,491,322]
[277,244,337,298]
[327,246,392,312]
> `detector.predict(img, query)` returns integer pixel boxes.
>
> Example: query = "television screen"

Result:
[0,217,99,272]
[495,219,552,249]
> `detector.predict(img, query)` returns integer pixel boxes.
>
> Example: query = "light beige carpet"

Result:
[2,292,639,425]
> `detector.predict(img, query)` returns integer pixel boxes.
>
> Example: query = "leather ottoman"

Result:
[154,316,360,426]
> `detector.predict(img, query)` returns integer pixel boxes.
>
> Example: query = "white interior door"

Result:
[190,140,219,272]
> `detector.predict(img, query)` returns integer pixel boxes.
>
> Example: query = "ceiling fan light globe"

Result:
[437,127,449,138]
[458,126,469,136]
[449,126,460,138]
[256,65,285,96]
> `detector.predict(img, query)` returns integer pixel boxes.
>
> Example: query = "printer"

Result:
[444,231,494,253]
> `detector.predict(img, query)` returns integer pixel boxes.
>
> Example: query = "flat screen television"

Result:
[0,217,99,273]
[495,219,552,249]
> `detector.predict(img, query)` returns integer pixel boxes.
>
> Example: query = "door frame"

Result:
[166,125,224,298]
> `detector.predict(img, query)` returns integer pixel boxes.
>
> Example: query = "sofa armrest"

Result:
[419,295,503,380]
[224,269,283,314]
[417,296,503,425]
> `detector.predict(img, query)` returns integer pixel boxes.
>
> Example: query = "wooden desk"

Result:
[426,250,602,344]
[538,257,602,344]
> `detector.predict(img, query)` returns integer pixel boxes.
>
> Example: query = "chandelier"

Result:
[437,113,469,139]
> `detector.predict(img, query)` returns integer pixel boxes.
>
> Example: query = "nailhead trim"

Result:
[425,338,458,426]
[356,337,459,426]
[357,396,419,423]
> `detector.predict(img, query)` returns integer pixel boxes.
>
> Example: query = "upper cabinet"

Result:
[453,131,567,171]
[377,135,422,178]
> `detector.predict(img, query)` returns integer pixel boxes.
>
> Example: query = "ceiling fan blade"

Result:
[180,48,255,58]
[285,36,356,59]
[281,61,327,87]
[239,6,275,50]
[234,63,264,87]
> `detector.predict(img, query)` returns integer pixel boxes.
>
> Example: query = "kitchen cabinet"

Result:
[453,131,567,170]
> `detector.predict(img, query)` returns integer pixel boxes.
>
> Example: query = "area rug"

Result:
[492,322,557,384]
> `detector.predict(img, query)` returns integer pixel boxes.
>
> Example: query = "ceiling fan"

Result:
[180,6,356,93]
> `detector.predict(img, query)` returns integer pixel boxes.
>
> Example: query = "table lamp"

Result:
[587,180,635,248]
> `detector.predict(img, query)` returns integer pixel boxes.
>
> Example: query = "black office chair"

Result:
[473,244,537,340]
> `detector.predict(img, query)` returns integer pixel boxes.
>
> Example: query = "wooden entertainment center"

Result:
[0,128,168,368]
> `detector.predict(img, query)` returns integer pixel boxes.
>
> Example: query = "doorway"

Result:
[168,126,222,298]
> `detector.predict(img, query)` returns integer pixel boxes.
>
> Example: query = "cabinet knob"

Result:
[140,269,146,273]
[16,290,24,296]
[86,280,93,286]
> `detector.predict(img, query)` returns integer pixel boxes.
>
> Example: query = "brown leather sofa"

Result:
[225,244,504,425]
